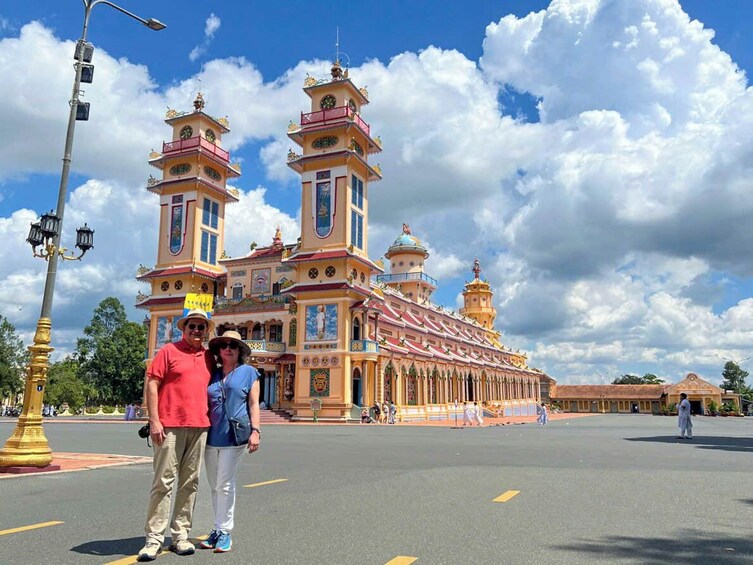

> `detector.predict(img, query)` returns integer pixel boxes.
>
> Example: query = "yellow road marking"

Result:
[493,490,520,503]
[386,557,418,565]
[243,478,288,488]
[0,520,63,536]
[104,536,208,565]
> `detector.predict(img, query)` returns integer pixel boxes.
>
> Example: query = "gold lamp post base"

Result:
[0,318,54,468]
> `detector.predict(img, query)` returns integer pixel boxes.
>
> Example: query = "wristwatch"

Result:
[250,427,261,436]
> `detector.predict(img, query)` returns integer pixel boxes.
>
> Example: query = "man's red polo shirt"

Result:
[148,339,213,428]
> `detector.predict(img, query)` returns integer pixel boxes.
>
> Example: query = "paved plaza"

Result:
[1,414,752,564]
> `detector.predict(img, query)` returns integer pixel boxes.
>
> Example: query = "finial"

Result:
[472,258,481,279]
[193,92,205,111]
[273,226,283,248]
[402,223,411,235]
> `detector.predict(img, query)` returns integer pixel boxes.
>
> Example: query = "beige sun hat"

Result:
[209,330,251,357]
[176,308,215,334]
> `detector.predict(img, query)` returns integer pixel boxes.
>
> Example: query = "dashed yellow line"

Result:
[0,520,64,536]
[386,557,418,565]
[493,490,520,503]
[243,478,288,488]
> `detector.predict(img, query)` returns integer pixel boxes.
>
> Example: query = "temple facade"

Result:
[137,62,549,421]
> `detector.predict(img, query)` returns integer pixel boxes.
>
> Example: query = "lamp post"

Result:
[0,0,165,469]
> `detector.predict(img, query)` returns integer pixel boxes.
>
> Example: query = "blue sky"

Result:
[2,0,753,384]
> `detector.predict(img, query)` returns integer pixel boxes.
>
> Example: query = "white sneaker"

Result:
[137,540,162,562]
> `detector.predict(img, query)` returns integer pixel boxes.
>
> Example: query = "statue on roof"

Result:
[472,258,481,279]
[193,92,205,112]
[331,60,344,80]
[272,225,283,248]
[402,223,411,235]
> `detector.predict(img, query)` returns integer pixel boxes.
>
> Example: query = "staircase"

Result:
[259,409,293,424]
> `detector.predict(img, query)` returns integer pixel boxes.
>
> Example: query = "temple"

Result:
[137,61,549,421]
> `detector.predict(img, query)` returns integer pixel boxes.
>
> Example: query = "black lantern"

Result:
[39,210,60,239]
[75,223,95,253]
[26,222,45,247]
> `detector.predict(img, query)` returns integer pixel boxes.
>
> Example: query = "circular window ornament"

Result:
[325,266,336,278]
[350,268,357,280]
[320,94,336,110]
[205,128,216,143]
[169,163,192,176]
[360,272,366,284]
[179,125,193,140]
[330,356,339,366]
[312,136,339,150]
[174,280,183,290]
[308,268,319,279]
[161,281,169,292]
[204,166,221,181]
[201,283,209,293]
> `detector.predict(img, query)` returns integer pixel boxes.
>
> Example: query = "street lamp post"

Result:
[0,0,165,469]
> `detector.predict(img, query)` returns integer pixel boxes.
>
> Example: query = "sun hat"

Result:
[176,308,215,334]
[209,330,251,357]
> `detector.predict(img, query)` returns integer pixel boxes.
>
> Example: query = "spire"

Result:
[472,258,481,280]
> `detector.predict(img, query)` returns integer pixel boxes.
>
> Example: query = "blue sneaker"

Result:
[214,531,232,553]
[199,530,220,549]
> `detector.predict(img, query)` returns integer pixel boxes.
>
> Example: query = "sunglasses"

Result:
[219,342,239,350]
[187,323,206,331]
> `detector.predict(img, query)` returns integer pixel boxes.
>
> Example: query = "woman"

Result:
[200,330,261,553]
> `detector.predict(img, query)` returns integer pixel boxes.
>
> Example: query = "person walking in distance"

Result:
[473,401,484,426]
[462,401,472,426]
[137,309,215,562]
[677,393,693,440]
[537,402,549,426]
[199,331,261,554]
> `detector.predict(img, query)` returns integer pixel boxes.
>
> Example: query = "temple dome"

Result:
[385,224,428,258]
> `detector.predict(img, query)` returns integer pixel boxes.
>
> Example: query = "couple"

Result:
[138,309,261,561]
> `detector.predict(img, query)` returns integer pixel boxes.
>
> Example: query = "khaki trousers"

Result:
[144,427,207,543]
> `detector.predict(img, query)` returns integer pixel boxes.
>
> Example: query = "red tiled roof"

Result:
[284,250,384,272]
[135,296,184,309]
[427,344,454,361]
[380,336,410,354]
[137,265,222,281]
[402,339,433,357]
[551,384,667,400]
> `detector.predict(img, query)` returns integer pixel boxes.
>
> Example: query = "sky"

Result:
[1,0,753,385]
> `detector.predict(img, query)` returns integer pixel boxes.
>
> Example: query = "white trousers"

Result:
[204,445,246,532]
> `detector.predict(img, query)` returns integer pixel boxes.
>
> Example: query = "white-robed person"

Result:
[473,401,484,426]
[677,392,693,440]
[200,330,261,553]
[462,401,472,426]
[537,402,549,426]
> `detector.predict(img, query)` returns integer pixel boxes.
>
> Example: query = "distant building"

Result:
[551,373,741,415]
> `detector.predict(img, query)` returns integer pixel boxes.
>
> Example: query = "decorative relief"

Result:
[302,357,310,367]
[205,128,216,143]
[160,281,169,292]
[288,121,299,133]
[311,356,320,367]
[359,87,369,100]
[310,368,330,397]
[218,116,230,128]
[330,356,339,366]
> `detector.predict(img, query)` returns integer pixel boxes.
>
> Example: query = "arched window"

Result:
[251,323,263,340]
[353,317,362,341]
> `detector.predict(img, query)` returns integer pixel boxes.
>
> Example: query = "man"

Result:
[137,309,214,562]
[389,401,397,424]
[677,393,693,440]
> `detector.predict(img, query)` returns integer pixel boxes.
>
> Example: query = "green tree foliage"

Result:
[0,315,28,400]
[45,357,94,411]
[76,298,147,404]
[720,361,750,397]
[612,373,665,385]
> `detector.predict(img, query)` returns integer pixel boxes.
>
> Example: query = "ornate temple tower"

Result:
[136,93,241,359]
[285,60,383,419]
[460,259,496,329]
[380,223,437,303]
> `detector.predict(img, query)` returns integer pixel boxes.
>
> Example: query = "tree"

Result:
[45,357,94,411]
[612,373,665,385]
[721,361,750,397]
[0,315,28,401]
[76,298,147,404]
